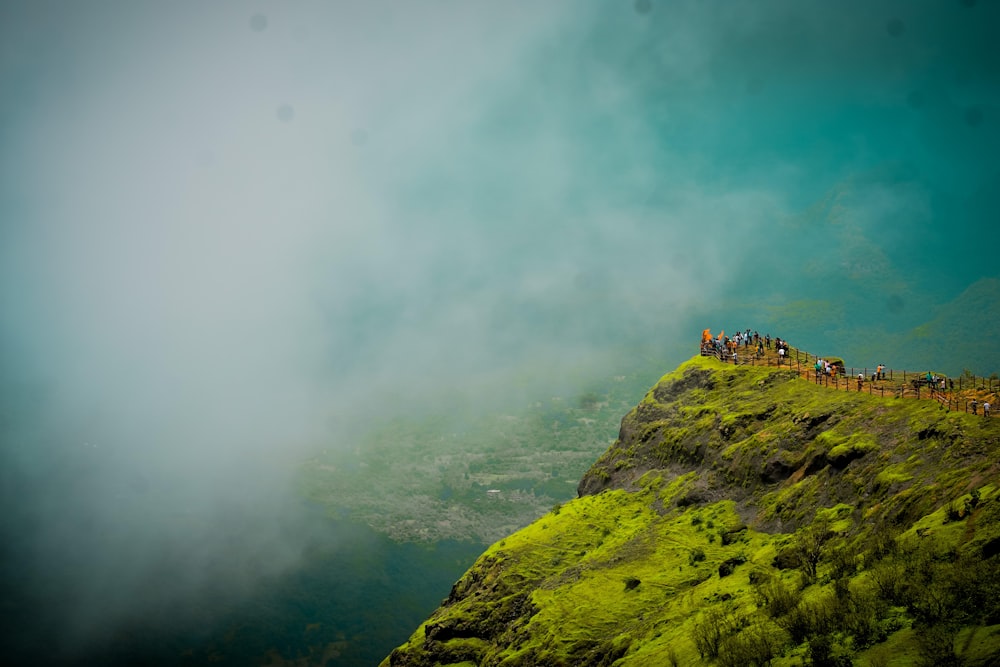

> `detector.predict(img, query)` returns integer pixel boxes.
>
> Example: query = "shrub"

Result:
[841,587,890,649]
[689,547,706,565]
[806,633,853,667]
[777,602,812,645]
[718,554,747,578]
[693,607,736,659]
[868,527,900,560]
[828,546,858,580]
[964,488,981,515]
[869,561,906,605]
[790,519,833,582]
[717,621,781,667]
[915,623,961,667]
[777,594,838,644]
[752,575,799,618]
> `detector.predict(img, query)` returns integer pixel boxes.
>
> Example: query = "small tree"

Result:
[791,518,833,582]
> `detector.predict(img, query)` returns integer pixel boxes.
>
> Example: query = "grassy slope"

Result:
[381,356,1000,666]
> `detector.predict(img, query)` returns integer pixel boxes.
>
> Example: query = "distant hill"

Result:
[904,278,1000,377]
[382,355,1000,666]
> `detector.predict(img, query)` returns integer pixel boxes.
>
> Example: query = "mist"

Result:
[1,0,998,662]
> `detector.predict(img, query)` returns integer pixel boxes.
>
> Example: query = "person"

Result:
[971,398,979,415]
[732,350,738,364]
[815,360,822,382]
[857,373,864,391]
[878,363,885,380]
[984,401,992,418]
[926,371,933,387]
[778,347,785,365]
[949,378,955,391]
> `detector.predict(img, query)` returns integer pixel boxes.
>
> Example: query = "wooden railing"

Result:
[699,340,997,417]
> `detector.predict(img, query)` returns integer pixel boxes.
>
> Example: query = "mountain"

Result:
[381,353,1000,666]
[903,278,1000,377]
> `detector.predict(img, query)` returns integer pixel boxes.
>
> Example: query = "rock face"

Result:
[381,356,1000,667]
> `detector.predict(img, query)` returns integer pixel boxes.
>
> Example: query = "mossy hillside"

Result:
[383,355,1000,666]
[384,484,783,666]
[580,356,997,532]
[384,476,1000,666]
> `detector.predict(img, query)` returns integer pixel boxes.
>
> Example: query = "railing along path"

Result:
[699,339,997,417]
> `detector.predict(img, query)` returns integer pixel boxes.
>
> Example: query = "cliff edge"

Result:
[382,355,1000,666]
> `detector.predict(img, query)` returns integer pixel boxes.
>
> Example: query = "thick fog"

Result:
[1,0,998,661]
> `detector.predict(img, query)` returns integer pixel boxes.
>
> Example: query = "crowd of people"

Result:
[699,328,996,417]
[700,328,790,365]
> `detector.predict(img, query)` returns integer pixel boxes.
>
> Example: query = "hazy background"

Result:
[1,0,998,663]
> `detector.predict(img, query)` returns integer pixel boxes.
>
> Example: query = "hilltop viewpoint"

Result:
[381,350,1000,666]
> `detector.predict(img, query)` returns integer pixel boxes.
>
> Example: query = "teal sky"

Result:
[1,0,998,660]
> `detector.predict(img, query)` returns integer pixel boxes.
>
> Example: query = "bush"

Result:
[868,527,900,560]
[692,607,736,660]
[945,500,963,523]
[841,587,890,649]
[806,634,853,667]
[689,547,706,565]
[717,621,781,667]
[915,623,961,667]
[828,546,858,580]
[777,594,839,644]
[964,488,981,515]
[718,554,747,578]
[791,519,833,582]
[869,561,906,605]
[752,575,800,618]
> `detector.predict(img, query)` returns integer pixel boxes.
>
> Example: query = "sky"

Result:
[1,0,998,662]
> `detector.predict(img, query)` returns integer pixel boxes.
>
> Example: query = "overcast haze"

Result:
[2,0,999,662]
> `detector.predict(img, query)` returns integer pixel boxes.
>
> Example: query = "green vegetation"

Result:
[382,355,1000,666]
